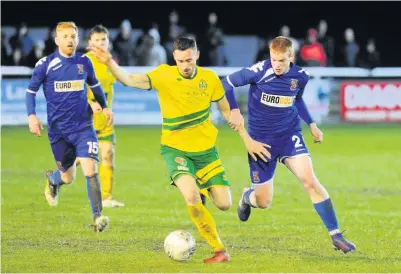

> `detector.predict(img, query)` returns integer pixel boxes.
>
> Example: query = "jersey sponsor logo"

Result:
[290,79,298,90]
[175,157,187,167]
[260,92,294,108]
[77,64,84,74]
[199,79,207,91]
[54,80,85,92]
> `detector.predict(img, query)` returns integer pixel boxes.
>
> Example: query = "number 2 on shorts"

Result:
[292,135,303,148]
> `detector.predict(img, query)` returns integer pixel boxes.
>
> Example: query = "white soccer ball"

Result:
[164,230,196,262]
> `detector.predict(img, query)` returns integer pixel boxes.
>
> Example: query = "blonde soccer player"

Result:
[224,36,356,254]
[89,36,270,263]
[26,21,112,232]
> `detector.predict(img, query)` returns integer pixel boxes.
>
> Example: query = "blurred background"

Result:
[1,1,401,126]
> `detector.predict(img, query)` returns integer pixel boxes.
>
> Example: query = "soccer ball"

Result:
[164,230,196,262]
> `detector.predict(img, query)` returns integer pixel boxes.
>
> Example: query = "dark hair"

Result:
[173,36,197,51]
[89,24,109,39]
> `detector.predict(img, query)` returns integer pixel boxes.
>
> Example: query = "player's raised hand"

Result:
[245,138,271,162]
[28,114,44,137]
[89,45,112,65]
[310,123,323,144]
[102,108,114,126]
[229,109,244,131]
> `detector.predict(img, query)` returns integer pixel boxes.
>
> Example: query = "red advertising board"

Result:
[341,81,401,122]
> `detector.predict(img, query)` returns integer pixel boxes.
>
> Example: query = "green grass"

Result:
[2,125,401,273]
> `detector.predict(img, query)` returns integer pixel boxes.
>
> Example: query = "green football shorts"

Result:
[160,145,230,191]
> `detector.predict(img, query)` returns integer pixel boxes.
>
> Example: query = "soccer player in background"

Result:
[84,25,124,208]
[89,36,270,263]
[223,36,356,253]
[25,22,113,232]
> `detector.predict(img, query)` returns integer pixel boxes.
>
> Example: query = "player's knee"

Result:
[102,153,114,167]
[184,192,202,206]
[61,173,75,184]
[215,200,232,211]
[255,197,272,209]
[84,172,97,178]
[301,176,319,192]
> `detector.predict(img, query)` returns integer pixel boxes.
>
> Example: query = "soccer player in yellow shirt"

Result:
[90,37,270,263]
[86,25,124,208]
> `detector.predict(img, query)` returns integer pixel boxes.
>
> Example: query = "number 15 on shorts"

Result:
[87,141,99,157]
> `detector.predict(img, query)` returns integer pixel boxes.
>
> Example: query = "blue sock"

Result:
[86,174,102,218]
[49,170,64,186]
[313,198,340,235]
[244,189,257,208]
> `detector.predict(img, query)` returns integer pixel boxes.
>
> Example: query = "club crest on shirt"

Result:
[77,64,84,74]
[290,79,298,90]
[199,79,207,91]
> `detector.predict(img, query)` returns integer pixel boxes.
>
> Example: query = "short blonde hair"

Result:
[270,36,293,54]
[56,21,78,33]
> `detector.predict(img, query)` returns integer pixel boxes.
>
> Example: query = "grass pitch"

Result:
[2,125,401,272]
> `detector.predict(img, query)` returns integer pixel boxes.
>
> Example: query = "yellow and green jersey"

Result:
[86,52,116,139]
[146,64,225,152]
[86,52,116,109]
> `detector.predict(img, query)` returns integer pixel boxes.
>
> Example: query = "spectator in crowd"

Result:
[343,28,359,67]
[254,35,274,63]
[299,28,327,66]
[11,47,28,66]
[201,12,227,66]
[317,20,335,66]
[359,38,381,68]
[279,25,300,54]
[165,10,186,65]
[44,27,57,55]
[148,27,167,66]
[1,30,12,65]
[135,33,154,66]
[113,19,136,66]
[26,40,45,68]
[9,22,34,58]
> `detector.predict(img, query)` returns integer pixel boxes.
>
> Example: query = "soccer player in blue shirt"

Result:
[223,36,356,253]
[25,22,113,232]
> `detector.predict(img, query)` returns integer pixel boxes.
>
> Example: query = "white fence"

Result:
[2,66,401,125]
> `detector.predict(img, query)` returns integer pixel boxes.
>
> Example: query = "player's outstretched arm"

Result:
[235,116,271,162]
[221,63,265,129]
[89,45,151,90]
[214,96,271,161]
[215,96,244,130]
